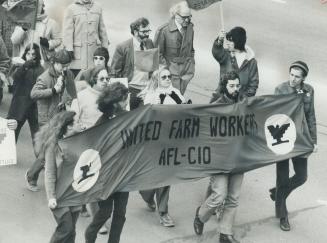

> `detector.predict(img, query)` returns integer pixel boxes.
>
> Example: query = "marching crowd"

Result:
[0,0,318,243]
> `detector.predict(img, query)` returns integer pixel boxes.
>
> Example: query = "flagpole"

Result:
[30,0,39,50]
[219,1,225,30]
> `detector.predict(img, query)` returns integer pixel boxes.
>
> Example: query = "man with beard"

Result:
[111,17,154,110]
[154,1,195,95]
[193,71,243,243]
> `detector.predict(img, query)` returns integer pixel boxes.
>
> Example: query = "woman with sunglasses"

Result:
[70,66,110,131]
[138,67,186,227]
[140,67,186,105]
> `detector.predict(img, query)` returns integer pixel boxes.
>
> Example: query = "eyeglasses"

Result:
[176,13,192,21]
[139,30,152,34]
[161,75,171,80]
[98,77,110,82]
[93,56,105,61]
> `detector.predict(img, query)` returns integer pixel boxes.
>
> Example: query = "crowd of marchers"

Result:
[0,0,317,243]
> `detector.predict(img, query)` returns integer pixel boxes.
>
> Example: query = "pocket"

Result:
[73,43,82,60]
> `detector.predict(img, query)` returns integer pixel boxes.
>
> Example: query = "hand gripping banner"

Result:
[56,94,313,207]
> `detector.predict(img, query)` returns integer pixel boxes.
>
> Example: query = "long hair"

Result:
[22,43,41,66]
[138,66,169,98]
[34,111,76,158]
[97,82,129,117]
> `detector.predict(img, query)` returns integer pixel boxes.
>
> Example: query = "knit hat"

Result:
[289,61,309,77]
[93,47,110,66]
[53,49,71,64]
[226,27,247,51]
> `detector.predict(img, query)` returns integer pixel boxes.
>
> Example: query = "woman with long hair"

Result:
[7,43,44,141]
[138,67,187,227]
[34,110,80,243]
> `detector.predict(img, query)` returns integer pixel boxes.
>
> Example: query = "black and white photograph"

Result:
[0,0,326,242]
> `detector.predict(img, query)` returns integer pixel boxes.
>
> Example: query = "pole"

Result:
[30,0,39,50]
[219,1,225,30]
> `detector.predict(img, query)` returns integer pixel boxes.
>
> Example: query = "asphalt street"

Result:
[0,0,327,242]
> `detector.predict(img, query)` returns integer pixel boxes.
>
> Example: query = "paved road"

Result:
[1,0,327,242]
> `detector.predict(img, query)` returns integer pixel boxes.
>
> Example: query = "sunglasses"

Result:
[161,75,171,80]
[98,77,110,82]
[93,56,105,61]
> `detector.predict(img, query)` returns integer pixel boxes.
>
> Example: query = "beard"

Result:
[226,91,239,102]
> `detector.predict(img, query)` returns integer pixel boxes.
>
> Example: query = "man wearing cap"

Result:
[210,27,259,102]
[154,1,195,95]
[25,49,76,192]
[269,61,317,231]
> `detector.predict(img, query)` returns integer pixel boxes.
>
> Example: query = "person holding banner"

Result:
[7,43,44,142]
[63,0,109,77]
[269,61,317,231]
[194,71,243,243]
[137,67,187,227]
[26,49,76,191]
[154,1,195,95]
[10,0,62,68]
[111,17,154,110]
[85,82,130,243]
[34,110,80,243]
[210,27,259,103]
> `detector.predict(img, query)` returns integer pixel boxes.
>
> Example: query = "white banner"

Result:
[0,117,17,166]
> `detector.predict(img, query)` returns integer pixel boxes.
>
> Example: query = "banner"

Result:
[56,94,313,207]
[0,117,17,166]
[134,48,159,72]
[186,0,222,10]
[0,0,38,28]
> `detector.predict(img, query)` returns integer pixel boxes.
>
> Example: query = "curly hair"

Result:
[97,82,129,117]
[130,17,150,35]
[34,111,76,158]
[219,71,240,95]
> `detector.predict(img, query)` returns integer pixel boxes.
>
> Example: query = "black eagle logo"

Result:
[267,123,290,146]
[78,162,95,184]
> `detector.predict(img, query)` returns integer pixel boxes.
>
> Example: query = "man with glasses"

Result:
[154,1,195,95]
[111,17,154,110]
[25,49,77,192]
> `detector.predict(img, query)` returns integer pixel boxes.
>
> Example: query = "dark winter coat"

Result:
[7,63,44,121]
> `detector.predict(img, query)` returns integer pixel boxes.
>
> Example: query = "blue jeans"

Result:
[199,173,244,235]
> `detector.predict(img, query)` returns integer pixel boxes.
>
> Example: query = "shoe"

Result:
[98,225,108,234]
[146,200,156,212]
[280,217,290,231]
[25,170,39,192]
[159,213,175,227]
[193,206,204,235]
[219,233,240,243]
[269,188,276,201]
